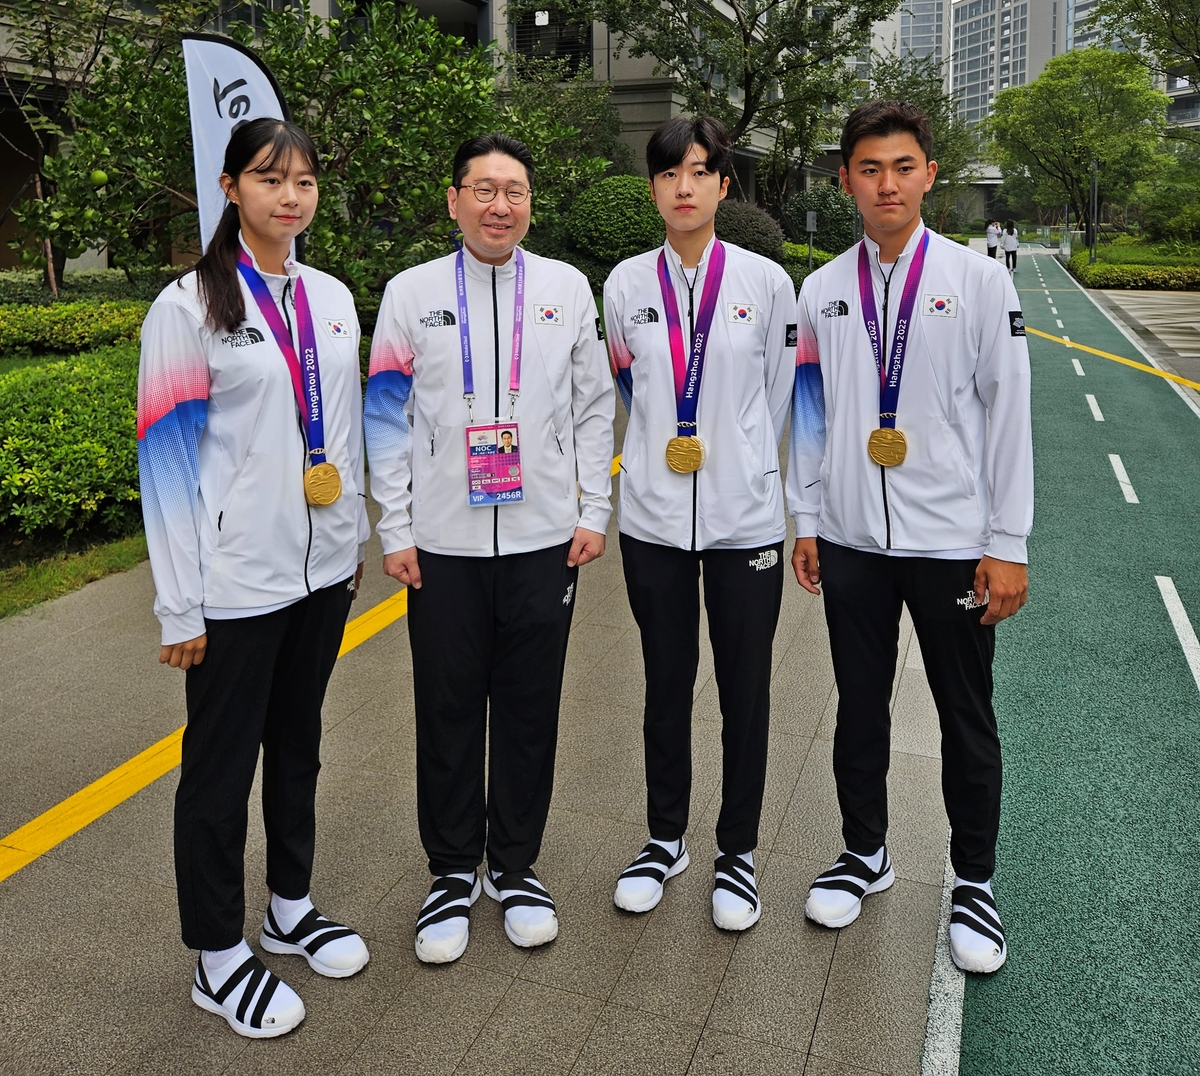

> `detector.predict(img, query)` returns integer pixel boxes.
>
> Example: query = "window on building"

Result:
[513,12,593,75]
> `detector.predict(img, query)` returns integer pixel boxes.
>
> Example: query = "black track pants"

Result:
[176,577,354,951]
[620,533,784,855]
[406,541,577,876]
[818,539,1001,882]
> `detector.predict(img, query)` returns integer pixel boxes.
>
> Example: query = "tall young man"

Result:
[364,134,615,963]
[788,101,1033,973]
[604,117,796,930]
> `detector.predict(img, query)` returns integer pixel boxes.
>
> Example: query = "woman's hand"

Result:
[159,634,207,670]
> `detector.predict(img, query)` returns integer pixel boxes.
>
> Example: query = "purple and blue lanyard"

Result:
[456,248,525,418]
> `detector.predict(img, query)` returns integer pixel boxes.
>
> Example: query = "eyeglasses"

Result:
[458,182,531,205]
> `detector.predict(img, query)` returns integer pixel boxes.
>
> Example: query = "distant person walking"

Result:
[1002,220,1019,273]
[986,220,1000,258]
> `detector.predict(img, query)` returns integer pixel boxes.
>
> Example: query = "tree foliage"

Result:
[986,49,1169,231]
[1093,0,1200,87]
[783,184,859,254]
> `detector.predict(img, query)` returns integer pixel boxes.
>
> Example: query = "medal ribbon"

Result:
[237,251,328,464]
[857,231,929,429]
[456,248,525,416]
[656,240,726,436]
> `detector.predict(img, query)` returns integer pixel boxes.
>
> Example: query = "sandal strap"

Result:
[489,869,556,913]
[194,953,283,1031]
[812,850,890,897]
[713,854,758,910]
[264,906,356,955]
[619,841,683,884]
[951,884,1005,947]
[416,875,477,933]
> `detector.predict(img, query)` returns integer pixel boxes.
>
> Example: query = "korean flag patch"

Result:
[923,295,958,318]
[728,303,758,325]
[325,319,350,338]
[536,305,563,326]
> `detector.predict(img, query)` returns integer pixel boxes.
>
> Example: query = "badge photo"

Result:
[727,303,758,325]
[535,305,563,326]
[923,295,958,318]
[325,318,350,338]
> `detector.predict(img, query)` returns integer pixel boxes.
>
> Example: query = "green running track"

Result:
[959,251,1200,1074]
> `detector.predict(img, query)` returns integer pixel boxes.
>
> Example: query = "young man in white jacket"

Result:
[788,101,1033,973]
[604,117,796,930]
[364,133,615,963]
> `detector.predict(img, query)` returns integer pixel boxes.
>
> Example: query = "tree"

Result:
[867,50,978,233]
[1092,0,1200,88]
[986,49,1168,234]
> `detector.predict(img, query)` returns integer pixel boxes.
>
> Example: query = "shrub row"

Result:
[782,242,836,290]
[0,268,176,305]
[0,301,149,355]
[1068,251,1200,290]
[0,343,142,537]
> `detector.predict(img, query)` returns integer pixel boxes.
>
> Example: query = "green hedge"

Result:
[0,343,141,537]
[0,301,149,355]
[0,268,176,305]
[1067,250,1200,290]
[782,242,835,290]
[714,201,784,262]
[568,175,664,266]
[783,186,859,254]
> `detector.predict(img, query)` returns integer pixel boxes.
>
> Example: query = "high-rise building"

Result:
[1066,0,1103,50]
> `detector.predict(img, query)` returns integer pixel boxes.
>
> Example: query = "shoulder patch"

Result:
[786,324,798,349]
[1009,310,1026,337]
[595,317,605,341]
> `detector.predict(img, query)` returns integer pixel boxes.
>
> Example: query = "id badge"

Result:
[465,421,524,507]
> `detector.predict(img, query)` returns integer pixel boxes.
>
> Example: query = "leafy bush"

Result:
[943,234,971,246]
[1166,206,1200,243]
[783,185,859,254]
[567,175,664,265]
[522,228,613,292]
[0,302,149,356]
[0,343,141,536]
[781,242,835,290]
[714,201,784,262]
[1068,250,1200,290]
[0,269,176,305]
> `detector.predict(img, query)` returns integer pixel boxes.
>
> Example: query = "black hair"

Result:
[840,100,934,168]
[500,429,514,438]
[452,133,535,188]
[1005,219,1015,234]
[187,117,320,334]
[645,116,733,182]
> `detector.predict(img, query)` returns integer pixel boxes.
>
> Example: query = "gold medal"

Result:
[666,436,706,473]
[304,461,342,505]
[867,428,907,467]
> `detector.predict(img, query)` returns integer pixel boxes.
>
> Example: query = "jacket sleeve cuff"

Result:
[357,543,366,565]
[160,607,207,647]
[379,525,415,556]
[985,531,1028,564]
[791,510,820,539]
[577,502,612,536]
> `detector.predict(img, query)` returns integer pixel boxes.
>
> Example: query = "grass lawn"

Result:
[0,531,148,619]
[1094,240,1200,267]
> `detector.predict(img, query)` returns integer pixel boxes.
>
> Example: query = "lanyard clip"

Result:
[507,391,519,419]
[464,393,475,424]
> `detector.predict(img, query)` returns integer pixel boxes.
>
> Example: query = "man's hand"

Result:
[352,561,364,600]
[792,537,821,595]
[567,527,606,568]
[159,633,207,670]
[384,547,422,589]
[974,556,1028,625]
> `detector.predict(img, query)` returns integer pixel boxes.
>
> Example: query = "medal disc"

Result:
[304,462,342,505]
[666,436,706,473]
[867,428,907,467]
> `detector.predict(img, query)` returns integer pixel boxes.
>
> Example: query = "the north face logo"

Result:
[748,550,779,571]
[220,326,265,348]
[822,300,849,319]
[956,591,986,611]
[563,582,575,606]
[420,309,457,328]
[631,307,659,324]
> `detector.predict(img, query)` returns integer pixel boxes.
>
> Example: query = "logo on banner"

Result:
[325,319,350,338]
[630,307,659,324]
[728,303,758,325]
[924,294,958,318]
[420,309,457,328]
[536,305,563,326]
[220,326,265,348]
[1009,310,1026,337]
[822,299,850,318]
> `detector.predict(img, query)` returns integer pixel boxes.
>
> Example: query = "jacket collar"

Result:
[662,233,717,282]
[861,220,927,275]
[237,233,300,283]
[459,241,522,284]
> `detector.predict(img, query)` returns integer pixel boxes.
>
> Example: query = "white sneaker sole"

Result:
[414,877,481,965]
[951,939,1007,974]
[804,865,896,928]
[259,931,370,978]
[191,984,304,1039]
[482,873,559,947]
[713,899,761,932]
[613,849,691,913]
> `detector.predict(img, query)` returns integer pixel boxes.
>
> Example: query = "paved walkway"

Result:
[1094,290,1200,386]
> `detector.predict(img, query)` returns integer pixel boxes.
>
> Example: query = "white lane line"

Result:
[920,833,964,1076]
[1156,577,1200,695]
[1051,307,1058,314]
[1056,319,1064,328]
[1047,296,1054,303]
[1073,358,1086,376]
[1108,454,1139,503]
[1063,335,1071,344]
[1086,393,1104,421]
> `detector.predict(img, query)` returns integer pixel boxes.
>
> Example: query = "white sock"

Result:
[419,873,475,947]
[649,837,682,859]
[954,876,993,897]
[854,846,886,874]
[201,939,252,987]
[270,892,314,934]
[712,850,754,917]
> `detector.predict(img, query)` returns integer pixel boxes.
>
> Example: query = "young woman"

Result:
[603,117,795,931]
[138,118,370,1038]
[986,219,1000,259]
[1002,219,1019,273]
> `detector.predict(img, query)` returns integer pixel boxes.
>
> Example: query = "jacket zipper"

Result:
[684,267,698,552]
[876,254,897,551]
[492,266,500,557]
[282,279,314,592]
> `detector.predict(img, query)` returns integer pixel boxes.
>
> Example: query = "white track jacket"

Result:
[138,241,368,645]
[605,238,796,550]
[364,246,614,556]
[787,224,1033,562]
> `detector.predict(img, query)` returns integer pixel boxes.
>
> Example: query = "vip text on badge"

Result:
[325,319,350,338]
[923,295,958,318]
[728,303,758,325]
[536,305,563,326]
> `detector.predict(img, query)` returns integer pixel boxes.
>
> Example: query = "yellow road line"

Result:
[338,587,408,657]
[611,453,622,476]
[1027,326,1200,392]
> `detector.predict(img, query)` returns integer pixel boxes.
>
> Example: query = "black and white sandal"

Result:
[712,853,761,931]
[414,873,482,964]
[192,953,305,1038]
[949,883,1007,973]
[259,906,369,978]
[805,848,895,928]
[613,839,690,913]
[482,867,559,948]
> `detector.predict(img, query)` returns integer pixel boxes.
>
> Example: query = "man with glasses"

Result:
[365,133,615,964]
